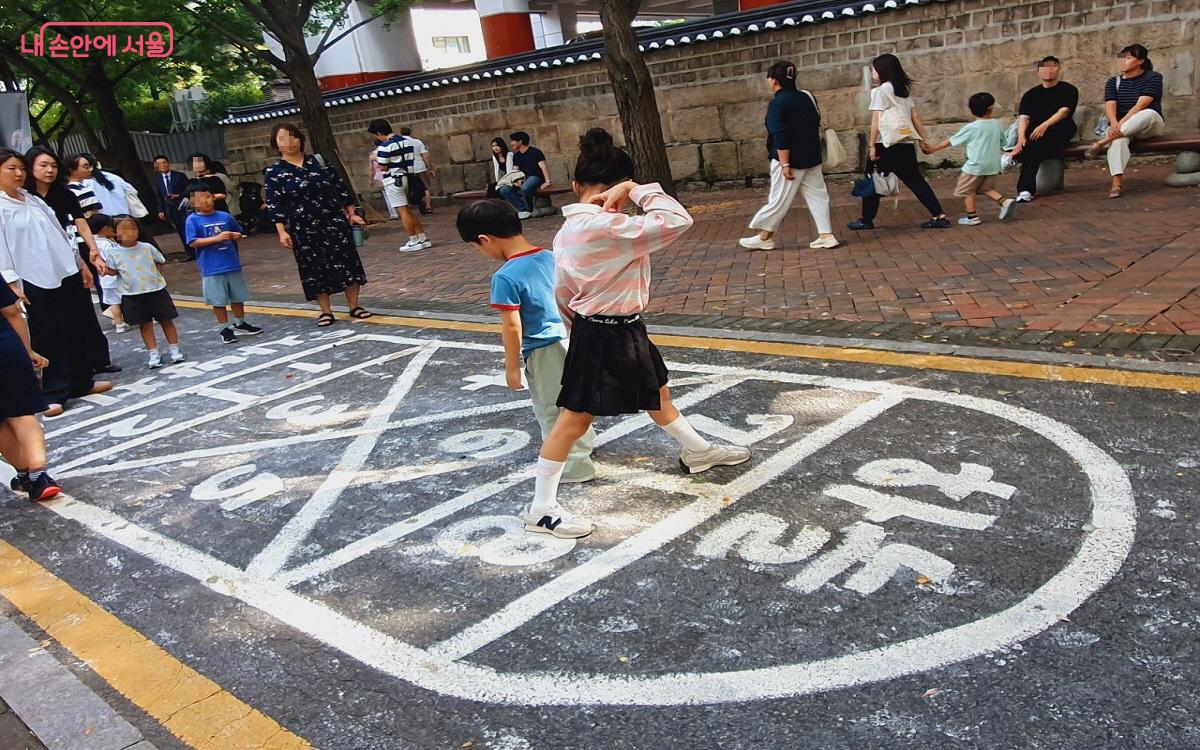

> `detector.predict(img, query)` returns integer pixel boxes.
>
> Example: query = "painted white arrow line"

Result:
[427,390,906,661]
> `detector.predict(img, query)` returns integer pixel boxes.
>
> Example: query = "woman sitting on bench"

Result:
[1086,44,1165,199]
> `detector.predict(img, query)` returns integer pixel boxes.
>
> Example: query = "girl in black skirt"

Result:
[0,282,61,501]
[524,129,752,539]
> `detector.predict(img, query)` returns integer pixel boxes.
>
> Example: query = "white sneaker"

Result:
[808,235,840,250]
[998,198,1017,221]
[1016,191,1034,203]
[419,239,432,249]
[398,240,423,253]
[958,216,982,226]
[169,348,186,364]
[679,444,752,474]
[517,211,532,220]
[147,350,162,369]
[114,322,129,334]
[738,235,776,251]
[522,504,594,539]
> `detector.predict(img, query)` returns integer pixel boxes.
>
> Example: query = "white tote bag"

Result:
[802,90,846,172]
[124,185,149,218]
[878,87,917,147]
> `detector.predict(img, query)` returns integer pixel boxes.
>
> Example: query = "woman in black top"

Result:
[188,153,230,213]
[264,123,370,327]
[1085,44,1166,198]
[487,138,513,198]
[739,61,839,251]
[0,280,61,501]
[25,146,118,374]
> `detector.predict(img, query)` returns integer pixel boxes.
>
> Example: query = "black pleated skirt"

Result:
[556,313,669,417]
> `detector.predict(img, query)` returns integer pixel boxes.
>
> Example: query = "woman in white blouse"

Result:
[0,148,112,416]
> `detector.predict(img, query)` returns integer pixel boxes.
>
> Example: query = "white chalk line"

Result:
[274,375,747,586]
[247,346,439,578]
[428,391,906,661]
[53,346,427,474]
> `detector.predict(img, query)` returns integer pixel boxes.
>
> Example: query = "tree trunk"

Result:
[597,0,675,196]
[279,36,357,202]
[83,58,156,210]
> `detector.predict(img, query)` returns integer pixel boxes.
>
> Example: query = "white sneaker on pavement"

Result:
[398,240,423,252]
[1016,191,1034,203]
[738,235,776,251]
[679,444,752,474]
[517,211,533,220]
[522,504,595,539]
[808,235,840,249]
[147,350,163,369]
[998,198,1017,221]
[114,322,129,334]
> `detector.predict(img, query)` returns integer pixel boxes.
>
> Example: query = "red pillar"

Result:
[476,0,536,59]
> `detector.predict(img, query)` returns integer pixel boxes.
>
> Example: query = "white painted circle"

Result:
[382,380,1136,705]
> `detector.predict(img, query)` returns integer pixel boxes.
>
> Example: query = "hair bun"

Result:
[579,127,616,158]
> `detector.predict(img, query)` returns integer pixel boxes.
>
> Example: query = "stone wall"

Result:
[221,0,1200,196]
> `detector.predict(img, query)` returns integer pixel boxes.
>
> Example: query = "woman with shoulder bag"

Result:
[739,61,840,251]
[848,54,950,230]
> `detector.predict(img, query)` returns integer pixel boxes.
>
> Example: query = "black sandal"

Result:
[348,306,373,319]
[316,312,336,327]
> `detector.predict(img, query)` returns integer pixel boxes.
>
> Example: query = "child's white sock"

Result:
[661,415,712,453]
[531,457,566,515]
[417,232,428,242]
[408,235,418,243]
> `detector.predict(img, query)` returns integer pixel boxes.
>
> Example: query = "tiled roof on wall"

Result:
[222,0,930,124]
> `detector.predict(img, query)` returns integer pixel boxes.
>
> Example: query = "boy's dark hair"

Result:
[153,154,170,163]
[457,199,523,243]
[188,152,212,171]
[111,214,139,232]
[1037,55,1060,66]
[86,213,113,234]
[185,180,213,197]
[573,128,635,187]
[400,126,413,136]
[1119,43,1153,71]
[367,119,393,136]
[969,92,995,117]
[509,131,531,146]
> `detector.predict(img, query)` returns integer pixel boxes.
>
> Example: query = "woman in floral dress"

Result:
[263,123,371,326]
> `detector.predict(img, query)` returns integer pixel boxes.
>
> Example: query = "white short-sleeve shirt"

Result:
[408,138,430,173]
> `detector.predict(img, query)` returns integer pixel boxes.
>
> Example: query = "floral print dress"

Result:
[264,155,367,301]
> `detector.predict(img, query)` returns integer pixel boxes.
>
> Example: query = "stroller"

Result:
[237,181,272,235]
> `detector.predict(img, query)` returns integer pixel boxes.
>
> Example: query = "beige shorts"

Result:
[954,173,995,198]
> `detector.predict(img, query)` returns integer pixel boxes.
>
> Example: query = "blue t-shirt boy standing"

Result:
[185,182,264,343]
[456,199,595,483]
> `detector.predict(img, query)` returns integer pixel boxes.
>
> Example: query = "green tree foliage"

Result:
[197,83,265,128]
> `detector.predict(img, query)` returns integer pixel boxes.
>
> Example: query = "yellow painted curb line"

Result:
[175,299,1200,393]
[0,541,311,750]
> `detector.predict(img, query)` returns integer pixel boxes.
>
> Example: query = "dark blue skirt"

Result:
[0,327,48,418]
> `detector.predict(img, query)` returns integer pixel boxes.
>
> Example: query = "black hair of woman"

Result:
[22,145,64,191]
[0,147,22,169]
[767,61,798,90]
[573,128,635,188]
[1119,43,1153,71]
[872,53,914,98]
[491,137,509,156]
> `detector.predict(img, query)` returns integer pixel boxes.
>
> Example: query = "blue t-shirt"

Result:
[185,211,243,277]
[949,119,1005,176]
[489,248,567,358]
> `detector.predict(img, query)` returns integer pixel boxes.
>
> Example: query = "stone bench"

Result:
[1035,133,1200,192]
[453,184,573,217]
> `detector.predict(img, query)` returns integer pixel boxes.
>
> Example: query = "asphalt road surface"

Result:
[1,305,1196,749]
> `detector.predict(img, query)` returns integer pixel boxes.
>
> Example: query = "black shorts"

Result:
[556,313,669,417]
[121,288,178,326]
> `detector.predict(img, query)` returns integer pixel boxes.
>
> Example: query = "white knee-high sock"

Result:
[661,416,712,453]
[531,457,566,514]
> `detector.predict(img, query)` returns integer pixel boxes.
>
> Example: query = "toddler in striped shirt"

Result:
[523,128,752,539]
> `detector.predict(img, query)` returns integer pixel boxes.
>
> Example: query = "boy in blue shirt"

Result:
[456,199,595,482]
[924,92,1017,226]
[185,182,264,343]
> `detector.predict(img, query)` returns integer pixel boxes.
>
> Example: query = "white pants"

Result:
[1108,109,1165,176]
[748,160,833,236]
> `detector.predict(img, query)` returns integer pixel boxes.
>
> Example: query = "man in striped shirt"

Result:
[367,119,430,252]
[1086,43,1165,198]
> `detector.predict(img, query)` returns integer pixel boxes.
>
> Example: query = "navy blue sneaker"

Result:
[25,473,60,502]
[847,219,875,231]
[921,217,952,229]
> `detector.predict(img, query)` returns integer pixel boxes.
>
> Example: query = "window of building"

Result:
[431,36,471,53]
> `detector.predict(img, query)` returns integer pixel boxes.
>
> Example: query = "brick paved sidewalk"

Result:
[160,162,1200,347]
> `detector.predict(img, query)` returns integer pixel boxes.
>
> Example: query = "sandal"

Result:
[316,312,336,327]
[1108,188,1123,199]
[1083,144,1101,161]
[348,306,373,319]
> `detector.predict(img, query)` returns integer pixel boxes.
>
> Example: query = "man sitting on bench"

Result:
[1011,56,1078,203]
[1086,43,1166,199]
[500,131,553,219]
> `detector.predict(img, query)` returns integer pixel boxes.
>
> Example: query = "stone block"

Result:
[720,103,765,141]
[1177,151,1200,174]
[701,141,739,179]
[670,106,722,142]
[438,164,467,194]
[448,134,473,163]
[462,161,490,192]
[737,139,769,178]
[1165,171,1200,187]
[667,144,701,180]
[1036,158,1065,194]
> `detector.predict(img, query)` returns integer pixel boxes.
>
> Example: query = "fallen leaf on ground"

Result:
[922,688,942,699]
[916,575,932,585]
